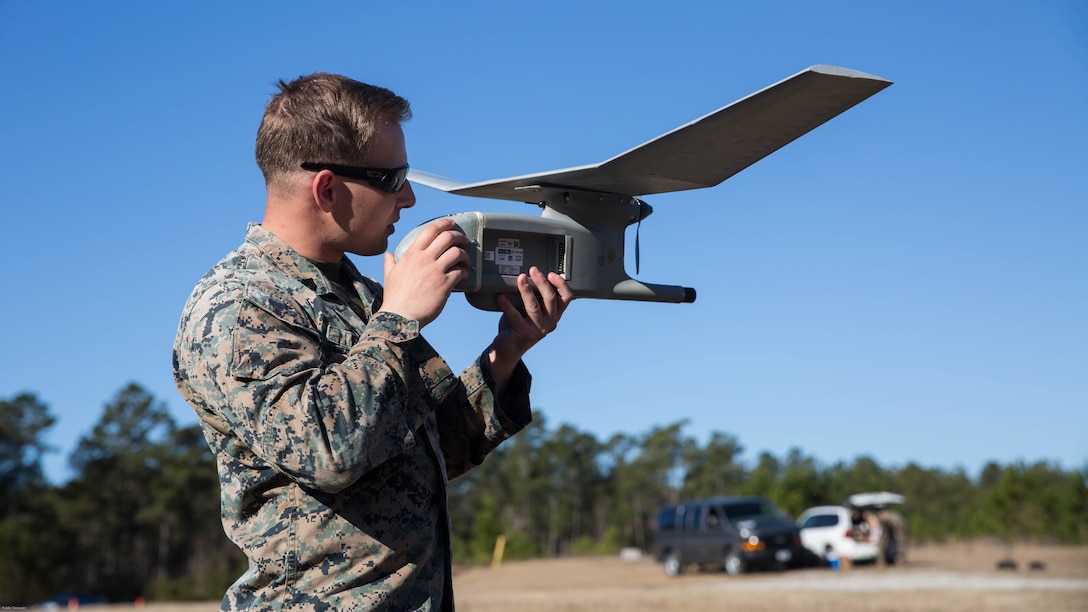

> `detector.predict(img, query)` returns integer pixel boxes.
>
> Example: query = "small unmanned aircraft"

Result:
[396,65,892,311]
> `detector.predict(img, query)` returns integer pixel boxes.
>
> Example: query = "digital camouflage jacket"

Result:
[173,224,532,610]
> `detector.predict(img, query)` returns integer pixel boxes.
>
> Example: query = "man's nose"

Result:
[398,181,417,209]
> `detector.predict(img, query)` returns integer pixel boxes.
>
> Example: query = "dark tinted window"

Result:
[657,507,678,532]
[802,513,840,528]
[722,499,782,522]
[707,507,724,529]
[687,505,702,530]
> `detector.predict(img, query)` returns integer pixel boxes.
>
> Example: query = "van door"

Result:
[680,504,702,561]
[696,503,733,563]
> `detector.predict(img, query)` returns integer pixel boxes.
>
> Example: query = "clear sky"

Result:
[1,1,1084,485]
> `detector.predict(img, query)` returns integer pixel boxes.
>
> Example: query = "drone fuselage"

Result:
[395,188,695,311]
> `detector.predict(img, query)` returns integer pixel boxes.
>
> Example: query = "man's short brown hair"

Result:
[255,73,411,186]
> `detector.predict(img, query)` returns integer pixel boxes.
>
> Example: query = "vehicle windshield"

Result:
[801,513,840,528]
[722,500,782,521]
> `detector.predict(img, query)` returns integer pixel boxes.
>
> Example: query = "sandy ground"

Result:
[82,540,1088,611]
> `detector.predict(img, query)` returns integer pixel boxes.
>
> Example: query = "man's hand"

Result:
[379,218,470,328]
[488,266,574,396]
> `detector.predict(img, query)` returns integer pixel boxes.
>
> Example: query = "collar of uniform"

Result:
[337,257,380,318]
[244,223,334,296]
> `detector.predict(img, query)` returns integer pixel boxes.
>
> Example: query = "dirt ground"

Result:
[91,540,1088,611]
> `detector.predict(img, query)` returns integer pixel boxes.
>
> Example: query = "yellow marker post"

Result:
[491,534,507,568]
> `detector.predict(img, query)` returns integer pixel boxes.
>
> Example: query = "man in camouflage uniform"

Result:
[173,73,573,610]
[877,507,908,566]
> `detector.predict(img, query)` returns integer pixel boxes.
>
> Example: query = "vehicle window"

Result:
[706,507,724,529]
[722,500,782,522]
[686,505,703,531]
[801,514,840,528]
[657,507,677,532]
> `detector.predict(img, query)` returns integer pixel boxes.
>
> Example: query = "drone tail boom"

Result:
[611,280,696,304]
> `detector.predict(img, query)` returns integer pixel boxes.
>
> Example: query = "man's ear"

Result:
[310,170,338,212]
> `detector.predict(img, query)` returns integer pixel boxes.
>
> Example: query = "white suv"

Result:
[797,492,905,565]
[797,505,879,563]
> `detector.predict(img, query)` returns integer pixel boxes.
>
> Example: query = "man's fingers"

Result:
[403,218,466,256]
[528,267,557,306]
[418,219,467,255]
[526,267,573,328]
[436,245,471,284]
[550,274,574,318]
[397,219,469,286]
[549,272,575,304]
[404,218,450,251]
[426,228,469,258]
[512,270,556,339]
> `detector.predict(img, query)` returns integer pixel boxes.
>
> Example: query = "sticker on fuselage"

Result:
[494,238,523,275]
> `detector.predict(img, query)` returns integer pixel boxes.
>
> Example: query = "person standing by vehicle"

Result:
[173,72,573,610]
[865,509,883,567]
[878,506,908,566]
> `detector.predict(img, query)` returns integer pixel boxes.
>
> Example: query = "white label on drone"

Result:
[484,251,495,261]
[495,245,524,275]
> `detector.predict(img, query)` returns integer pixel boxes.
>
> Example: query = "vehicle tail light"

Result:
[845,528,853,539]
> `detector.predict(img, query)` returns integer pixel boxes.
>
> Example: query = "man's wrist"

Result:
[486,343,524,398]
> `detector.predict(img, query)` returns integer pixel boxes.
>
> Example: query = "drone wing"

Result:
[409,65,891,203]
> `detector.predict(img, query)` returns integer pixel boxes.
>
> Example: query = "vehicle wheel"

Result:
[724,549,746,576]
[664,551,682,577]
[885,542,900,565]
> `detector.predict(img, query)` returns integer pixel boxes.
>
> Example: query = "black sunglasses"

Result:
[300,162,410,193]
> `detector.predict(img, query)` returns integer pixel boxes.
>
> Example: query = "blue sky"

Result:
[1,1,1084,485]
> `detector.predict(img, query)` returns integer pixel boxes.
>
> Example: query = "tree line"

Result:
[1,384,1084,603]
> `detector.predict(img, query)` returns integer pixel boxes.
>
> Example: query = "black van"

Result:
[653,496,805,576]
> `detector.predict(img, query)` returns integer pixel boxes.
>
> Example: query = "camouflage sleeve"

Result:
[438,353,533,480]
[184,278,455,494]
